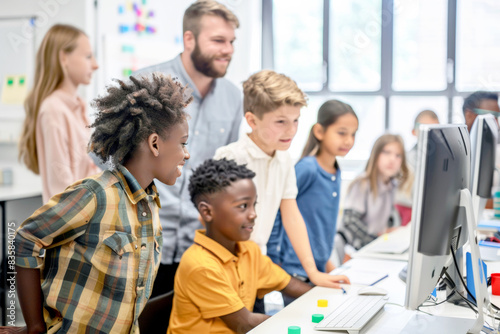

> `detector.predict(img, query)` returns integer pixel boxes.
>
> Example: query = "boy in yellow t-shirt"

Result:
[168,158,311,333]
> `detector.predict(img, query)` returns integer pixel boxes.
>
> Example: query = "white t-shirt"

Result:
[214,134,298,254]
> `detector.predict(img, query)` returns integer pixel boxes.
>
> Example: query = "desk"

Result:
[0,177,42,325]
[352,225,411,262]
[250,258,481,334]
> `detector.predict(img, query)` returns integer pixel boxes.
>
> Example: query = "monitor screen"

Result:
[470,114,497,217]
[405,124,470,310]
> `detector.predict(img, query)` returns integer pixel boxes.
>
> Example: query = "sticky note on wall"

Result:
[1,74,28,104]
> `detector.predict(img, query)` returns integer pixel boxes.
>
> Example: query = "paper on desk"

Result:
[331,266,388,286]
[369,239,409,254]
[477,219,500,231]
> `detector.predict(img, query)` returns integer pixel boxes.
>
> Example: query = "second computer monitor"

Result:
[470,114,498,221]
[405,124,470,310]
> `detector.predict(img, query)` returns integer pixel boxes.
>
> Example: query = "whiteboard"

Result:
[0,17,36,143]
[0,17,36,118]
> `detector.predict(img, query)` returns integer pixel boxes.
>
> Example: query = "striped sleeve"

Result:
[15,185,97,268]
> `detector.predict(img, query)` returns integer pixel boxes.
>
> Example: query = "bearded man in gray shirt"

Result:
[135,0,242,297]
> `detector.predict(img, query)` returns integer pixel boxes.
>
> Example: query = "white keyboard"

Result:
[315,295,387,333]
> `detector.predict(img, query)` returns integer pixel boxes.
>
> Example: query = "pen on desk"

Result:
[369,274,389,286]
[341,287,347,294]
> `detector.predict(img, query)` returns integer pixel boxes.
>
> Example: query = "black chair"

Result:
[138,290,174,334]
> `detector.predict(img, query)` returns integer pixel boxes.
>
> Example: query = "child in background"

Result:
[168,159,312,334]
[336,134,410,261]
[406,110,440,171]
[267,100,358,300]
[214,70,349,290]
[18,24,100,203]
[15,74,191,334]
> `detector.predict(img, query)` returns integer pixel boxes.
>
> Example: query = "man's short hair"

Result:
[462,91,499,115]
[242,70,307,118]
[189,158,255,207]
[183,0,240,38]
[413,109,439,128]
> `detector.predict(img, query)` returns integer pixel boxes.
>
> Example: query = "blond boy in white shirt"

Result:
[214,70,349,289]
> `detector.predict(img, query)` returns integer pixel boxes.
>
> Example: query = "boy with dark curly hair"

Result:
[15,73,191,334]
[167,158,311,334]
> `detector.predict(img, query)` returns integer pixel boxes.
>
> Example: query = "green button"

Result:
[312,314,324,323]
[288,326,301,334]
[7,78,14,86]
[19,77,25,85]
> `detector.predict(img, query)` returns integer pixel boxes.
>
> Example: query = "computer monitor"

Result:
[405,124,470,309]
[470,114,498,222]
[404,124,487,332]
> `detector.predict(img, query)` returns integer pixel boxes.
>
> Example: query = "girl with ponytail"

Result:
[267,99,358,304]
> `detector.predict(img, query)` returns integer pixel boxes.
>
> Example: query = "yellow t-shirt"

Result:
[167,230,291,334]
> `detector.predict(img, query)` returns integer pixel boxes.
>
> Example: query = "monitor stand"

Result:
[460,188,487,333]
[403,189,486,334]
[401,314,476,334]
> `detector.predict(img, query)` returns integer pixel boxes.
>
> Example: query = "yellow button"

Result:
[317,299,328,307]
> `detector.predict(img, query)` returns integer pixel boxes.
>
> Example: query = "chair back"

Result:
[138,290,174,333]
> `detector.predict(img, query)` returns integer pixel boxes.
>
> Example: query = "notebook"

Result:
[368,239,409,254]
[331,267,388,286]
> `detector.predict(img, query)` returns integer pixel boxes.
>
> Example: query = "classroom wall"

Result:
[94,0,261,95]
[0,0,95,99]
[0,0,95,187]
[0,0,261,187]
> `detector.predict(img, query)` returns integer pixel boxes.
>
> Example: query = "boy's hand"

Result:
[309,271,350,289]
[27,324,47,334]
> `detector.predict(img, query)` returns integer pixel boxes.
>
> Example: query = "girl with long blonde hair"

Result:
[18,24,99,202]
[336,134,409,259]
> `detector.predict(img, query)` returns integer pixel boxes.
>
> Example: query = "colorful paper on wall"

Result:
[1,74,28,104]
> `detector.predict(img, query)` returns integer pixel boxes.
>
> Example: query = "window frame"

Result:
[262,0,476,126]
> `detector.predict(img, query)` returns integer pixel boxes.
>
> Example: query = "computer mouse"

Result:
[357,286,388,296]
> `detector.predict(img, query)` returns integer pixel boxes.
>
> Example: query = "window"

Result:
[264,0,500,161]
[392,0,448,91]
[329,0,382,91]
[456,0,500,92]
[272,0,323,91]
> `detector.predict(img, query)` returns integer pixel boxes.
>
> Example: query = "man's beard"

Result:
[191,43,230,78]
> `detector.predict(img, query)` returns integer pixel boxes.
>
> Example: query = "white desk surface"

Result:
[250,258,482,334]
[352,225,411,262]
[0,169,41,202]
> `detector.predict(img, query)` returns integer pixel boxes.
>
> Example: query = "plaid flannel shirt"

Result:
[15,165,162,333]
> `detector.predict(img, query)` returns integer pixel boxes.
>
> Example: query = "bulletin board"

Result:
[96,0,190,92]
